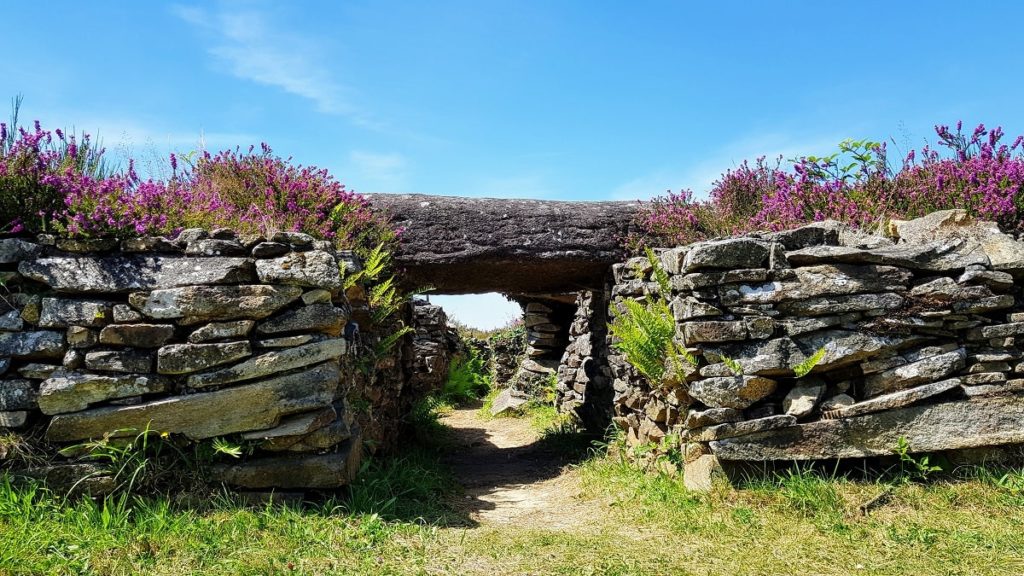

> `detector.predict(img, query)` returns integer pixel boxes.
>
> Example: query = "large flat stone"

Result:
[157,342,252,375]
[688,375,777,409]
[683,239,770,271]
[38,371,170,415]
[863,349,965,397]
[45,361,340,442]
[84,350,153,373]
[686,415,797,442]
[187,320,255,343]
[711,394,1024,461]
[828,378,961,419]
[255,251,342,290]
[255,304,347,336]
[19,255,254,293]
[0,331,66,360]
[795,330,913,370]
[38,299,113,328]
[719,264,911,306]
[703,337,807,377]
[129,285,303,325]
[187,339,346,388]
[98,324,175,348]
[211,443,359,489]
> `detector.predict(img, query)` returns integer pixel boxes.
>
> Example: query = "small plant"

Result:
[440,346,492,405]
[210,437,243,459]
[609,248,695,384]
[894,436,943,483]
[719,354,744,376]
[792,346,827,378]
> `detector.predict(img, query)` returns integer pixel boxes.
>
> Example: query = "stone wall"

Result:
[605,211,1024,487]
[556,290,613,432]
[0,230,366,492]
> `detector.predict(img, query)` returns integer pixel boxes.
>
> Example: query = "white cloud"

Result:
[611,131,844,201]
[348,150,408,192]
[173,3,371,122]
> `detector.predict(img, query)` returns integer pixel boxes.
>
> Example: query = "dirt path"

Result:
[440,402,605,530]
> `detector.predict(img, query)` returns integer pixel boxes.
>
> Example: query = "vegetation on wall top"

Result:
[0,99,397,256]
[629,122,1024,250]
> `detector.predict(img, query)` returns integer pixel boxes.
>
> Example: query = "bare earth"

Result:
[440,403,606,530]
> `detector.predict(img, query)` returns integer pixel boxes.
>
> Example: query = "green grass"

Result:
[3,408,1024,575]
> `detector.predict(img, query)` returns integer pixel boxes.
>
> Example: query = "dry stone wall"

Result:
[0,230,366,491]
[605,210,1024,487]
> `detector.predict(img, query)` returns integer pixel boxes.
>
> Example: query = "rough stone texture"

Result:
[686,415,797,442]
[98,324,175,348]
[862,349,965,397]
[211,443,359,489]
[490,388,528,416]
[19,255,254,293]
[129,285,303,325]
[255,251,342,290]
[0,380,38,411]
[39,299,113,328]
[186,339,347,388]
[827,378,961,419]
[688,376,777,409]
[39,372,170,415]
[0,331,66,360]
[0,238,43,263]
[255,303,347,336]
[84,350,153,373]
[783,381,826,417]
[46,362,340,442]
[188,320,255,343]
[711,395,1024,461]
[156,342,252,375]
[367,193,637,294]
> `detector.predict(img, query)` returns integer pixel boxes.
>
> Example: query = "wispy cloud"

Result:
[611,131,844,201]
[173,3,373,124]
[347,150,409,193]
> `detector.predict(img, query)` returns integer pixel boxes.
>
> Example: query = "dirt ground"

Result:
[439,402,608,530]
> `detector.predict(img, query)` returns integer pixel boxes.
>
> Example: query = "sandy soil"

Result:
[440,402,607,530]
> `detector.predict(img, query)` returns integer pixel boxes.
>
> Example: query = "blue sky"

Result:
[4,1,1023,328]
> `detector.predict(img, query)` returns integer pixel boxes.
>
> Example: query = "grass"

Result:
[3,405,1024,575]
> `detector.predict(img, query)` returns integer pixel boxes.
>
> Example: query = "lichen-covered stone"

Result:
[157,341,252,375]
[186,339,347,388]
[0,238,43,263]
[38,371,170,415]
[863,349,965,397]
[0,380,38,411]
[0,311,24,332]
[255,303,347,336]
[129,285,303,325]
[211,445,359,489]
[686,415,797,442]
[255,251,342,290]
[99,324,176,348]
[84,350,153,373]
[187,320,255,343]
[683,321,747,344]
[688,375,777,409]
[683,239,770,272]
[46,362,340,442]
[38,299,113,328]
[0,331,65,360]
[19,255,255,293]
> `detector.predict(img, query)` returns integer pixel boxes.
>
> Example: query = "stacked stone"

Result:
[405,300,457,393]
[607,210,1024,487]
[555,290,613,432]
[509,300,570,395]
[488,328,525,388]
[1,229,362,491]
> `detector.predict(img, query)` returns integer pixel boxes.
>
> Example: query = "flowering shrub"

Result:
[0,114,396,255]
[631,123,1024,249]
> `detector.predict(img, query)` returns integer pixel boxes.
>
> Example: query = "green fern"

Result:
[720,354,744,376]
[793,347,827,378]
[211,437,243,459]
[645,247,671,295]
[609,298,676,382]
[374,325,414,357]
